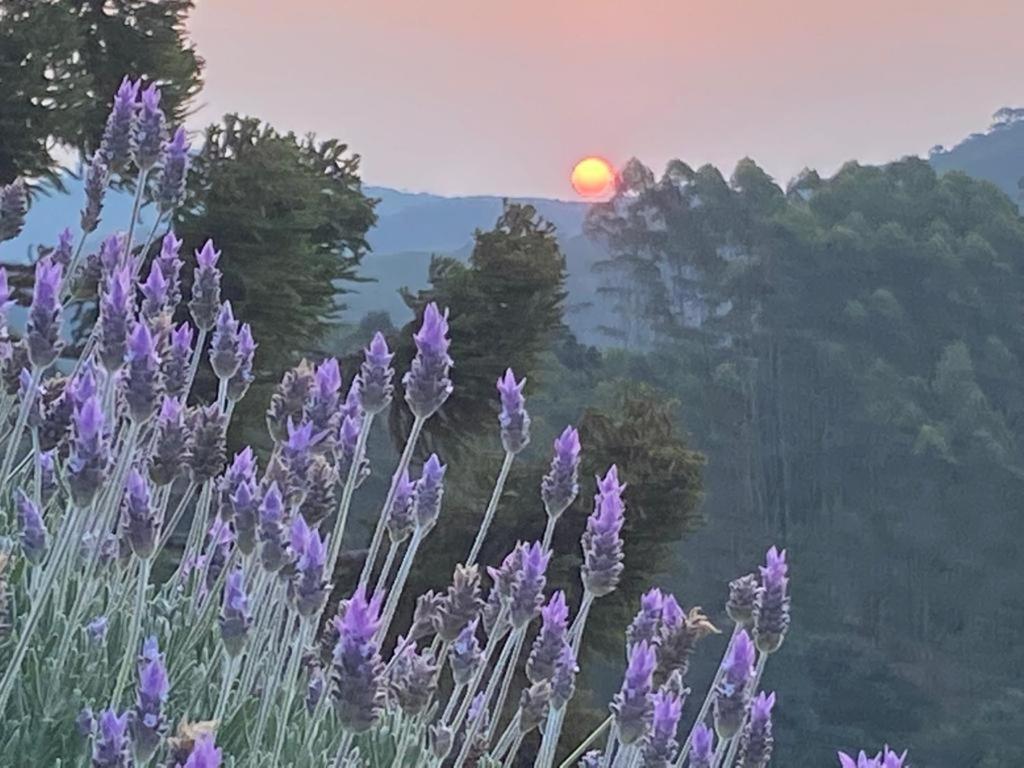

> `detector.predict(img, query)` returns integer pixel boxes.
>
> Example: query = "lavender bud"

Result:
[550,640,579,709]
[290,515,330,616]
[335,413,369,487]
[76,707,96,739]
[754,546,791,654]
[437,564,483,642]
[122,322,161,423]
[727,573,759,628]
[331,587,386,732]
[230,480,260,556]
[385,469,415,544]
[448,618,483,686]
[510,541,550,628]
[258,482,288,572]
[409,590,444,643]
[40,379,74,452]
[413,454,446,530]
[429,723,454,761]
[298,455,337,527]
[306,667,325,714]
[81,154,110,234]
[38,450,56,506]
[357,332,394,414]
[132,83,166,171]
[15,489,47,564]
[0,179,28,242]
[612,640,657,745]
[0,341,29,396]
[189,240,222,331]
[162,323,194,401]
[182,734,222,768]
[307,357,342,441]
[403,302,453,419]
[219,447,257,520]
[541,426,581,520]
[150,397,191,486]
[642,690,684,768]
[98,267,131,372]
[219,568,252,657]
[52,227,74,267]
[579,751,603,768]
[204,519,234,593]
[139,261,169,320]
[156,126,189,212]
[99,233,125,277]
[281,419,322,505]
[519,680,553,733]
[86,615,109,645]
[100,77,139,175]
[132,636,169,760]
[627,588,664,650]
[527,590,568,684]
[497,368,530,454]
[27,257,63,368]
[226,323,256,402]
[188,404,227,484]
[156,232,184,308]
[266,360,314,443]
[714,630,756,740]
[656,596,719,682]
[581,465,625,598]
[68,396,111,507]
[91,708,132,768]
[389,640,437,716]
[737,691,775,768]
[121,469,160,559]
[690,723,716,768]
[209,302,241,379]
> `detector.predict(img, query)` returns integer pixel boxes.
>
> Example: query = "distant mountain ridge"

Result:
[928,108,1024,205]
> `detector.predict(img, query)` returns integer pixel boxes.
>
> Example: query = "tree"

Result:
[0,0,203,184]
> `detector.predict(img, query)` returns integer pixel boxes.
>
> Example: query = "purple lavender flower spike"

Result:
[150,397,190,486]
[436,564,483,642]
[306,668,325,714]
[879,747,908,768]
[527,590,568,684]
[100,76,139,175]
[183,734,222,768]
[86,615,109,645]
[0,179,28,242]
[226,323,256,402]
[358,332,394,414]
[550,639,579,709]
[385,469,415,545]
[132,83,166,171]
[581,465,626,597]
[208,302,241,380]
[162,323,194,400]
[68,395,111,507]
[266,360,314,442]
[510,541,550,628]
[542,426,581,520]
[642,690,684,768]
[98,266,131,372]
[448,618,483,685]
[497,368,530,454]
[657,595,718,681]
[53,227,75,267]
[15,489,47,564]
[838,752,881,768]
[132,636,169,759]
[737,691,775,768]
[727,573,759,628]
[189,240,222,331]
[308,357,342,438]
[413,454,446,530]
[38,450,56,505]
[690,723,715,768]
[82,153,110,234]
[627,588,664,650]
[290,516,330,616]
[219,447,257,521]
[335,413,369,487]
[99,233,125,276]
[714,629,756,740]
[76,707,96,739]
[612,639,657,744]
[219,567,251,657]
[258,482,288,572]
[91,708,132,768]
[403,302,453,419]
[121,469,159,559]
[331,586,386,732]
[462,692,492,763]
[389,640,438,716]
[139,261,169,320]
[156,232,184,307]
[26,257,63,368]
[204,518,234,593]
[230,479,261,556]
[519,680,553,733]
[123,322,161,423]
[188,404,227,484]
[157,125,189,212]
[754,546,791,653]
[280,418,324,504]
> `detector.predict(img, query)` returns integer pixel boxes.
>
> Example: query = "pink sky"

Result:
[189,1,1024,198]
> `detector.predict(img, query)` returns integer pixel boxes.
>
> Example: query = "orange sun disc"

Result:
[571,157,615,198]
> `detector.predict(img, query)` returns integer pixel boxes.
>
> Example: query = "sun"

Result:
[571,156,615,198]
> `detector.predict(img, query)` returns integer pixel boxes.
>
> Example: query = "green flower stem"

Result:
[553,714,612,768]
[466,450,515,567]
[110,557,151,706]
[357,414,424,589]
[501,730,526,768]
[375,525,426,642]
[331,731,355,768]
[213,651,239,725]
[372,538,400,596]
[270,618,311,764]
[569,591,595,654]
[123,168,149,261]
[717,652,769,768]
[325,411,375,578]
[0,366,41,485]
[486,628,529,743]
[153,481,197,558]
[675,624,743,766]
[443,604,509,731]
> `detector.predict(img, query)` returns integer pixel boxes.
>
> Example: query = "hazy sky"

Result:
[189,1,1024,199]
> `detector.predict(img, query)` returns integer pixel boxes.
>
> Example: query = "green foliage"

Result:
[0,0,202,184]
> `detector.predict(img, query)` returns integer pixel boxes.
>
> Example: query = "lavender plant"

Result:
[0,77,912,768]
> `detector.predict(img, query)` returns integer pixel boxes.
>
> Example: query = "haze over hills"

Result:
[928,108,1024,204]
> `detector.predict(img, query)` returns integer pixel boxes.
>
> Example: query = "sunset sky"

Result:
[189,1,1024,199]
